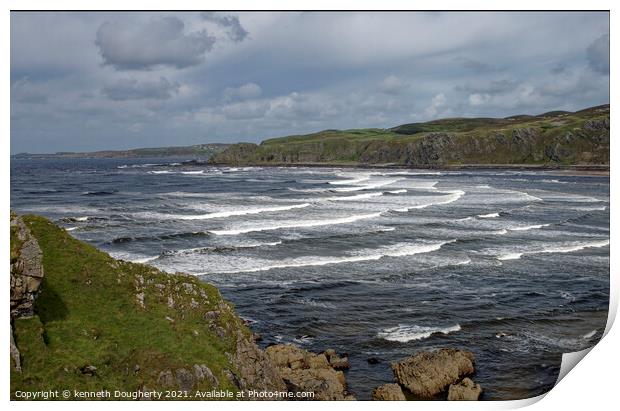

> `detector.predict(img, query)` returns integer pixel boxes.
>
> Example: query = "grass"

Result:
[11,215,250,399]
[211,104,609,166]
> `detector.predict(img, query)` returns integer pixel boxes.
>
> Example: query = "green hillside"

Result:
[211,105,609,167]
[10,215,281,399]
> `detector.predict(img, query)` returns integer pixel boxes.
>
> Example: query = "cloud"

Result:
[95,16,215,70]
[379,75,407,95]
[223,82,262,101]
[424,93,447,118]
[101,77,180,101]
[201,12,248,42]
[587,33,609,74]
[11,78,48,104]
[457,79,519,95]
[454,56,494,73]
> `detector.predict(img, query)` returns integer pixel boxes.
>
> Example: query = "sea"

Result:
[10,157,610,400]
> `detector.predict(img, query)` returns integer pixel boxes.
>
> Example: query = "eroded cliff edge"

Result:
[9,214,354,400]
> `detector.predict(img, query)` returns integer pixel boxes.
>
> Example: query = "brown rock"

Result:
[391,348,475,398]
[193,364,218,387]
[372,383,406,401]
[265,344,354,400]
[158,370,175,386]
[447,378,482,401]
[324,349,350,370]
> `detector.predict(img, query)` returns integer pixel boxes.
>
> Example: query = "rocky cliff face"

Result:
[10,215,44,319]
[211,106,610,167]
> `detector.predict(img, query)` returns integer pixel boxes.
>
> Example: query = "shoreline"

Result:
[209,161,610,176]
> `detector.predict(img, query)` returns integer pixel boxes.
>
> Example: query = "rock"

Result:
[324,349,350,370]
[158,370,175,386]
[232,333,287,393]
[175,368,195,390]
[372,383,406,401]
[367,357,380,365]
[391,348,475,398]
[193,364,218,387]
[265,344,354,400]
[135,292,145,308]
[10,215,44,319]
[80,365,97,376]
[447,378,482,401]
[10,326,21,372]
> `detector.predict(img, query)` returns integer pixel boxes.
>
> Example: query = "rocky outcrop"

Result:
[230,332,287,393]
[372,383,406,401]
[265,344,354,400]
[391,348,475,398]
[447,377,482,400]
[324,349,350,370]
[10,215,44,319]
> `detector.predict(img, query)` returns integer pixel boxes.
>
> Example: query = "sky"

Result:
[10,11,609,154]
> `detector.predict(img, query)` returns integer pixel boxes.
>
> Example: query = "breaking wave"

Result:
[378,324,461,342]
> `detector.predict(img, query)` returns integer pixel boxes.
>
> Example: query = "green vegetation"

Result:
[211,105,610,167]
[11,215,250,398]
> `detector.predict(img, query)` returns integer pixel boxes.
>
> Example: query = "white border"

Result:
[3,2,616,410]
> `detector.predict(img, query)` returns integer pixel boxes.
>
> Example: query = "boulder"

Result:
[10,215,44,319]
[447,378,482,401]
[175,368,195,390]
[324,349,350,370]
[391,348,475,398]
[265,344,354,400]
[372,383,406,401]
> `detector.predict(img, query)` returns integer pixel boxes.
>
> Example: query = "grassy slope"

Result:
[11,215,249,398]
[212,105,610,166]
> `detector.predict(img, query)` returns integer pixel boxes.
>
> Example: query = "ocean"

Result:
[10,157,610,400]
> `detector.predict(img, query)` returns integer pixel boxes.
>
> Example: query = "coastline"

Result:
[209,161,610,176]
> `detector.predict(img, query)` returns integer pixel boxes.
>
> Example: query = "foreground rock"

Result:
[447,377,482,400]
[391,348,475,398]
[372,383,406,401]
[265,344,355,400]
[10,215,44,319]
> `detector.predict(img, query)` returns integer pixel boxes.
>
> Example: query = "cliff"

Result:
[210,105,609,167]
[9,214,285,399]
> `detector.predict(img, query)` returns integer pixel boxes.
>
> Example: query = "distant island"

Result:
[12,105,609,170]
[11,143,230,160]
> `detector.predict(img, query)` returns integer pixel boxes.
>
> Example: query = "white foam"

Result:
[148,170,172,174]
[407,190,465,210]
[378,324,461,342]
[178,203,310,220]
[65,227,78,231]
[333,178,404,192]
[328,174,372,186]
[582,330,597,339]
[493,229,508,235]
[225,239,455,272]
[181,170,205,175]
[387,189,407,194]
[478,212,500,218]
[508,223,550,231]
[326,192,384,201]
[497,239,609,261]
[210,212,383,236]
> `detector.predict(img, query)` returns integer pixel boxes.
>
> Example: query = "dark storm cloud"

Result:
[587,33,610,74]
[201,12,249,42]
[102,77,180,101]
[95,16,216,70]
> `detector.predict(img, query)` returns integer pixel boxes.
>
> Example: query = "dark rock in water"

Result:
[372,383,406,401]
[367,357,381,365]
[447,378,482,400]
[391,348,475,398]
[265,344,355,400]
